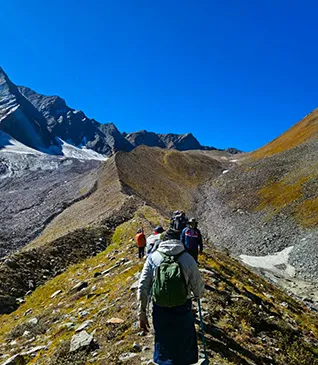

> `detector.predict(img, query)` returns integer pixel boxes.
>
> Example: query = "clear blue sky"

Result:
[1,0,318,151]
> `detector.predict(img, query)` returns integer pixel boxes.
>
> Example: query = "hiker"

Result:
[135,228,146,259]
[146,225,164,256]
[138,228,204,365]
[170,210,188,234]
[181,218,203,262]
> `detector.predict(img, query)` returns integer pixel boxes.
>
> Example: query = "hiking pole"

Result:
[198,299,209,364]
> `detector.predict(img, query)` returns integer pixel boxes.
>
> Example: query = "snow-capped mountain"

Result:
[1,66,240,158]
[18,85,133,156]
[0,67,58,154]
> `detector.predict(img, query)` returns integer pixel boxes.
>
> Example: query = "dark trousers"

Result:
[187,249,198,262]
[153,299,198,365]
[138,246,145,259]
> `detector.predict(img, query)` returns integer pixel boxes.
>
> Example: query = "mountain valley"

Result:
[0,67,317,364]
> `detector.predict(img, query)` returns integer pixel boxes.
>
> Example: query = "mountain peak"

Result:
[0,68,237,156]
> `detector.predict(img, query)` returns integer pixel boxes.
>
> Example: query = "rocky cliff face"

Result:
[124,130,205,151]
[18,86,133,156]
[0,68,57,153]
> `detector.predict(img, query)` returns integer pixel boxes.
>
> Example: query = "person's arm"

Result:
[188,259,205,299]
[198,229,203,253]
[181,228,186,244]
[137,258,154,331]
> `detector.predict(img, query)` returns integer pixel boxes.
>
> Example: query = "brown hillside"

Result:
[28,146,225,250]
[115,146,225,214]
[252,108,318,159]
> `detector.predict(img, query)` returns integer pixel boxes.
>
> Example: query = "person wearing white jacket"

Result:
[137,228,205,365]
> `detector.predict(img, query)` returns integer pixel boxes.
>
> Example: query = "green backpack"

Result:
[152,251,188,307]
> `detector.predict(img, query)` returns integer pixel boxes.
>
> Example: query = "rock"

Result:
[106,317,124,325]
[137,331,146,336]
[199,268,217,277]
[27,318,38,326]
[22,331,31,338]
[70,282,89,293]
[60,322,75,330]
[50,290,63,299]
[21,346,46,356]
[70,330,95,353]
[79,310,90,318]
[118,352,138,362]
[132,342,142,352]
[94,272,102,278]
[2,354,25,365]
[130,280,139,291]
[75,320,94,332]
[16,298,25,305]
[101,264,120,276]
[4,259,19,270]
[23,309,33,317]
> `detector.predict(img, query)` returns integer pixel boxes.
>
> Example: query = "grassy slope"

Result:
[211,111,318,228]
[0,206,317,365]
[252,108,318,159]
[116,146,223,213]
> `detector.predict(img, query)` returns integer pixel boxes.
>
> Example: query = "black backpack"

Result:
[171,213,187,233]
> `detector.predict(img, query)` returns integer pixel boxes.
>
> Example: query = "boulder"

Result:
[70,330,95,353]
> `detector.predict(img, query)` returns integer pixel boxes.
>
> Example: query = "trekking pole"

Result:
[198,299,209,364]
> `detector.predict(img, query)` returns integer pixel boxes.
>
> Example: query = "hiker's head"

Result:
[188,218,197,228]
[162,228,180,241]
[137,228,143,234]
[154,226,164,234]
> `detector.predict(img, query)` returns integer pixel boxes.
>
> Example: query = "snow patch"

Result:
[0,131,106,161]
[240,246,296,277]
[0,131,42,155]
[56,138,107,161]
